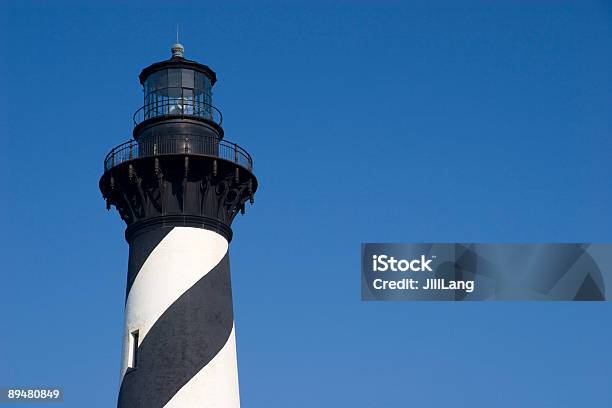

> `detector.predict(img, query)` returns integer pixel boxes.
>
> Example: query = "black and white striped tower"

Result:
[99,44,257,408]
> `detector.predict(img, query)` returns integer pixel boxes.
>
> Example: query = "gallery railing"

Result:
[133,99,223,126]
[104,134,252,172]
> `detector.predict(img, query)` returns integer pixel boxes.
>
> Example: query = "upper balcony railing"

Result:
[133,98,223,127]
[103,134,253,172]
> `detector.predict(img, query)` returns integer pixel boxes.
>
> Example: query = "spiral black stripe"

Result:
[125,226,173,299]
[117,252,234,408]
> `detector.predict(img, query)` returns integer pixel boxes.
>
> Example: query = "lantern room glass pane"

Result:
[147,70,167,91]
[181,69,194,89]
[183,88,194,115]
[168,69,181,88]
[195,72,212,96]
[194,71,205,92]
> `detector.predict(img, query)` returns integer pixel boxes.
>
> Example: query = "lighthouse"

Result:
[99,43,257,407]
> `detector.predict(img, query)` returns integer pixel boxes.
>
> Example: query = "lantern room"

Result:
[135,43,219,126]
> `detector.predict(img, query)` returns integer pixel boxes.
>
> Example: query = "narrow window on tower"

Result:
[128,330,139,369]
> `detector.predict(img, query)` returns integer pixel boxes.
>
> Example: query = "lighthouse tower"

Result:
[99,44,257,408]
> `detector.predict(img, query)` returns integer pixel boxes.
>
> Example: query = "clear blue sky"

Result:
[1,1,611,407]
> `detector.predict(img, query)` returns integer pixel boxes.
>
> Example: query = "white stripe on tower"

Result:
[164,324,240,407]
[118,226,240,408]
